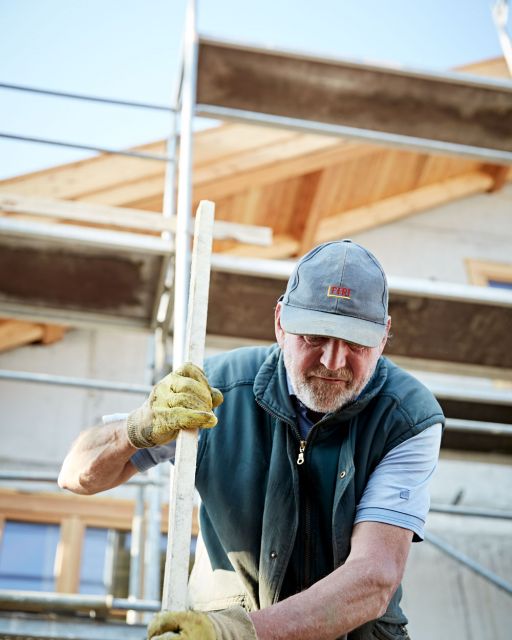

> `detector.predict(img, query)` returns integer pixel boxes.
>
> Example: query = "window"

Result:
[466,259,512,289]
[0,521,60,591]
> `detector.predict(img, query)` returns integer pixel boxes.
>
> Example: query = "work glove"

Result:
[148,606,257,640]
[127,363,223,449]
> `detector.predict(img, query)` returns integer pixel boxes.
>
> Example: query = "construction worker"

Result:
[59,240,444,640]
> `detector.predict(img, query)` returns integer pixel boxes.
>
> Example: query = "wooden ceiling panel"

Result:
[194,123,298,167]
[0,142,166,201]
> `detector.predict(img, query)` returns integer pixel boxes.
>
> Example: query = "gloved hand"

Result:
[127,363,223,449]
[147,606,257,640]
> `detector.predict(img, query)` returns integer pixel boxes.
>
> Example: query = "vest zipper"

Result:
[254,397,317,594]
[297,440,306,465]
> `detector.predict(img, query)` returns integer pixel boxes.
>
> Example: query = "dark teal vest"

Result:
[197,345,444,634]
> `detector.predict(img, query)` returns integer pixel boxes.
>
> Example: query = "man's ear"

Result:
[380,316,392,351]
[275,302,285,348]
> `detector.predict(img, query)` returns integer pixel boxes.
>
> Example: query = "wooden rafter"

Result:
[0,319,66,353]
[315,171,495,243]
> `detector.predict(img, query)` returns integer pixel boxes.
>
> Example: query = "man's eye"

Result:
[303,335,326,346]
[347,342,367,352]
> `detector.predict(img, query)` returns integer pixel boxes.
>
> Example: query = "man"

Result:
[59,240,444,640]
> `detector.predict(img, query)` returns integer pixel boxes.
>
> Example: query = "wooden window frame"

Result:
[0,488,196,598]
[466,259,512,287]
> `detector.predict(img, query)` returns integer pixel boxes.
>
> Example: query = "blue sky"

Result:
[0,0,506,179]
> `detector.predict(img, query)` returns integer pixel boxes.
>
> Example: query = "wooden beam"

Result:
[0,319,67,352]
[316,171,495,242]
[0,319,43,352]
[0,192,272,246]
[55,516,84,593]
[0,141,166,200]
[220,233,299,259]
[481,164,511,192]
[193,139,378,202]
[0,489,199,537]
[41,324,67,344]
[298,167,340,255]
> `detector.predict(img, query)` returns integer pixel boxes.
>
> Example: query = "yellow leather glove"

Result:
[147,607,257,640]
[127,363,223,449]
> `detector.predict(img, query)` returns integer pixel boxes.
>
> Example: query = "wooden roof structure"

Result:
[0,57,511,353]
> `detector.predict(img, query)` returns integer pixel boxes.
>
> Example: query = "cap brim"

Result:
[280,303,386,348]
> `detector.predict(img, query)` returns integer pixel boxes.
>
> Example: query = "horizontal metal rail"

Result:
[0,369,151,394]
[0,589,161,613]
[0,615,150,640]
[0,469,161,487]
[429,503,512,520]
[2,369,511,414]
[0,132,172,162]
[0,82,175,113]
[425,531,512,596]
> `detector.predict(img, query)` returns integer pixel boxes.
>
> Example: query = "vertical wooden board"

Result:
[163,202,215,612]
[55,516,85,594]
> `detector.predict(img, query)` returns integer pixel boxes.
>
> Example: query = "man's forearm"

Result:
[250,522,411,640]
[250,561,390,640]
[58,419,138,495]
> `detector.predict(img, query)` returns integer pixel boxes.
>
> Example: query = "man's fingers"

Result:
[174,362,209,386]
[211,386,224,408]
[154,408,218,432]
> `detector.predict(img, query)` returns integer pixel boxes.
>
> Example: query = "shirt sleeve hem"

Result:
[354,506,425,540]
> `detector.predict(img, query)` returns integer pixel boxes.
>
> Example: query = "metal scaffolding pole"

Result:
[171,0,198,369]
[425,532,512,596]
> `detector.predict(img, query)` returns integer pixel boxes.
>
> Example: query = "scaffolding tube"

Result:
[0,82,175,112]
[425,532,512,596]
[0,470,162,487]
[0,369,151,395]
[429,504,512,520]
[0,590,161,613]
[0,132,172,162]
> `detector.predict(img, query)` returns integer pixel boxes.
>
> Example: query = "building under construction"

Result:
[0,2,511,639]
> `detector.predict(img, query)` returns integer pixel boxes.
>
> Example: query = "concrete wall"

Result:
[352,183,512,283]
[0,327,150,472]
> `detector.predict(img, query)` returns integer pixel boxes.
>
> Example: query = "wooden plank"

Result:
[482,164,511,192]
[197,40,512,161]
[41,324,67,344]
[0,142,166,200]
[163,202,215,611]
[316,172,494,241]
[0,192,272,246]
[466,259,512,286]
[221,233,299,258]
[298,167,340,254]
[193,138,378,202]
[55,516,84,593]
[0,319,43,352]
[194,122,298,167]
[0,489,199,537]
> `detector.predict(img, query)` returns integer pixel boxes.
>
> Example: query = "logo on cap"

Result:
[327,285,351,300]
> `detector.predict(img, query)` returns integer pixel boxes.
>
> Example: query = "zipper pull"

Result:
[297,440,306,465]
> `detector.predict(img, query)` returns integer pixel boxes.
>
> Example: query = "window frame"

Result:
[466,258,512,287]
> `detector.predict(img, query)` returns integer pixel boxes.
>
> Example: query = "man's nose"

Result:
[320,338,348,370]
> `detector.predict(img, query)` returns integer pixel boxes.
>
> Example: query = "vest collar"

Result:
[253,345,389,425]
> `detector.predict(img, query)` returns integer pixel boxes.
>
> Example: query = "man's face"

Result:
[275,303,389,413]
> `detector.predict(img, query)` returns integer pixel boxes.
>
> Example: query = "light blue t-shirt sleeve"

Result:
[354,423,442,540]
[102,412,176,472]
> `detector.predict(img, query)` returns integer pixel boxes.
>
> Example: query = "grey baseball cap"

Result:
[279,240,389,347]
